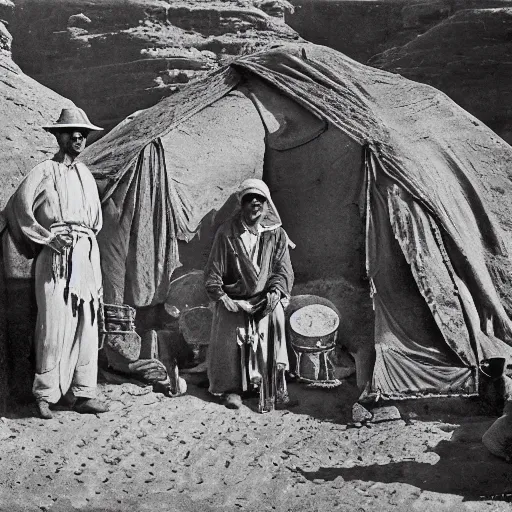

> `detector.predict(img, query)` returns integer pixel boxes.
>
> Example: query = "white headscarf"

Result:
[237,178,295,247]
[238,178,281,231]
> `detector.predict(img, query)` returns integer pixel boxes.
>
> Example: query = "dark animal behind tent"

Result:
[80,42,512,398]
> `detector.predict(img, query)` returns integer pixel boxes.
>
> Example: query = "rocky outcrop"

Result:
[287,0,512,64]
[10,0,300,132]
[286,1,512,144]
[0,0,14,53]
[371,8,512,145]
[287,0,408,63]
[0,54,73,211]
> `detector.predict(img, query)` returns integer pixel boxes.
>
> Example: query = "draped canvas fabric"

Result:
[79,42,512,396]
[96,139,186,306]
[82,43,512,331]
[232,47,512,345]
[367,161,477,397]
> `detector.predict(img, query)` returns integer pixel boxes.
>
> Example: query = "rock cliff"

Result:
[287,0,512,144]
[10,0,300,132]
[0,33,74,209]
[0,1,13,52]
[287,0,512,64]
[370,7,512,145]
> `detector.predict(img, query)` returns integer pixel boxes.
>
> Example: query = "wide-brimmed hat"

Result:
[43,107,103,133]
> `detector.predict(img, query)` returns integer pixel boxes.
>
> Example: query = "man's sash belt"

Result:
[49,222,99,314]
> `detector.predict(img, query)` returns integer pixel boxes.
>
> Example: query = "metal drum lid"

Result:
[289,304,339,338]
[178,306,213,346]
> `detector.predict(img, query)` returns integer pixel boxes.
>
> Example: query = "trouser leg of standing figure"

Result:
[32,248,81,405]
[71,300,99,399]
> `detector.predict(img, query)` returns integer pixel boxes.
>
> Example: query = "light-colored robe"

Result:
[5,154,103,403]
[204,213,294,396]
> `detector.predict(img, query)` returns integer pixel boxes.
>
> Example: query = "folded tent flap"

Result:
[240,77,327,151]
[364,145,512,398]
[365,147,480,397]
[97,138,181,307]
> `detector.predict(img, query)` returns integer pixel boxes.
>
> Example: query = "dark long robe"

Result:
[204,213,294,395]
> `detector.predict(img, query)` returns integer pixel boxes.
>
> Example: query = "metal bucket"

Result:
[287,301,341,387]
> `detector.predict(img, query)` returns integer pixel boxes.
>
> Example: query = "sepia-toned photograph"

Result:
[0,0,511,510]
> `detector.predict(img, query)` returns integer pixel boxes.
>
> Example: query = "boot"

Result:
[221,393,242,410]
[36,400,53,420]
[73,397,109,414]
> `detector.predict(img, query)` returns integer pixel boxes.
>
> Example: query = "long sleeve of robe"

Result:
[5,157,103,403]
[204,215,293,301]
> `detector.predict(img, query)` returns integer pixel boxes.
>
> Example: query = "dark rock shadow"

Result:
[3,402,38,420]
[297,420,512,501]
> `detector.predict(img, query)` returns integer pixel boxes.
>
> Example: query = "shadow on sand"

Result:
[297,420,512,502]
[184,373,360,424]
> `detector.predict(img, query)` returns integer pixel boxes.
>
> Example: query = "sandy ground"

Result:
[0,376,511,512]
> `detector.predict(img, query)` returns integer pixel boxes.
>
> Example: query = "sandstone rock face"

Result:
[0,0,14,52]
[287,0,512,64]
[0,53,74,210]
[0,0,14,20]
[288,0,409,63]
[0,20,12,52]
[371,8,512,145]
[287,0,512,145]
[10,0,300,132]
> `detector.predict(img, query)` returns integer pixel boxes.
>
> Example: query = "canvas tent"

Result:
[79,42,512,399]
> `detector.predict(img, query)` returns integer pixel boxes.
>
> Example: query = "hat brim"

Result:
[43,123,104,132]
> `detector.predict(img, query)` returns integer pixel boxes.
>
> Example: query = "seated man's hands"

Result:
[220,290,282,316]
[235,300,256,314]
[219,294,240,313]
[261,289,281,317]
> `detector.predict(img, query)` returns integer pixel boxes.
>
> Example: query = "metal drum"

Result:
[178,306,213,365]
[286,295,341,388]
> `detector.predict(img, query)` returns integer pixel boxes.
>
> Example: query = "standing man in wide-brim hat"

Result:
[4,107,109,419]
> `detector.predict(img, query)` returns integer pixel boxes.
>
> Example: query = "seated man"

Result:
[204,178,295,412]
